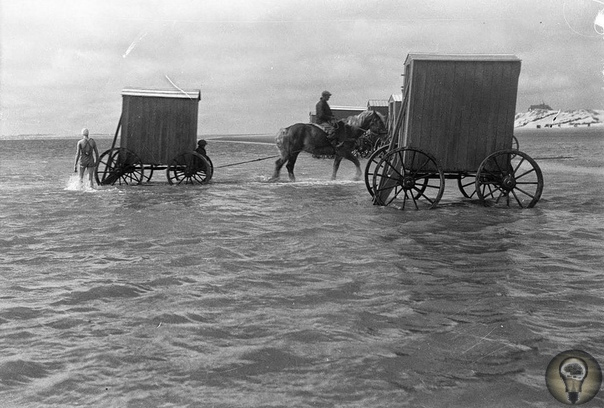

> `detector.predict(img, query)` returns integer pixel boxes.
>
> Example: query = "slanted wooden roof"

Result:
[122,88,201,100]
[367,99,388,107]
[405,53,520,64]
[389,94,402,102]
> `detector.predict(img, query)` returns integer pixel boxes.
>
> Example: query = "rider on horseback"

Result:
[316,91,342,149]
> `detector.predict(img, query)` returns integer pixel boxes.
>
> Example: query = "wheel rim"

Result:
[95,148,144,185]
[475,149,543,208]
[143,165,155,183]
[364,145,389,196]
[166,152,212,185]
[512,135,519,150]
[371,147,444,209]
[457,173,477,199]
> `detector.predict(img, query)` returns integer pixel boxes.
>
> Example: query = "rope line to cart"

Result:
[215,155,280,169]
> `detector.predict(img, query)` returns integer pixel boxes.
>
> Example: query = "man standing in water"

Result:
[74,128,99,187]
[315,90,340,148]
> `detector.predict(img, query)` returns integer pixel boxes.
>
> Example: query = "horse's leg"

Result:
[285,152,300,182]
[331,155,343,180]
[340,151,362,181]
[270,156,287,181]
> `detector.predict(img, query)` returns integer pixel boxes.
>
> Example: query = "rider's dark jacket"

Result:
[316,98,334,124]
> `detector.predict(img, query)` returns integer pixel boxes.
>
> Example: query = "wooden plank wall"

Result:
[403,59,520,172]
[121,96,199,164]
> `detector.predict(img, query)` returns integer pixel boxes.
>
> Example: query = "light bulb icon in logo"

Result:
[560,357,588,404]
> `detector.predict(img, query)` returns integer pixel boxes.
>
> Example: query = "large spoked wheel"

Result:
[95,148,144,185]
[457,173,477,199]
[476,149,543,208]
[166,152,213,185]
[371,147,445,210]
[364,145,389,196]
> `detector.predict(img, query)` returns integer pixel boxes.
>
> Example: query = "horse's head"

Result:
[368,111,387,135]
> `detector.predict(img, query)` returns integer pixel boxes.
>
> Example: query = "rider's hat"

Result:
[322,90,332,97]
[197,139,207,146]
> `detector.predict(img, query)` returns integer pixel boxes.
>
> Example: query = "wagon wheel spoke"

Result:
[514,167,536,180]
[413,186,435,205]
[383,185,403,207]
[457,173,478,199]
[405,189,419,210]
[511,189,524,208]
[476,149,543,208]
[512,156,526,174]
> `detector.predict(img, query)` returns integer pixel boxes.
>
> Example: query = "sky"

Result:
[1,0,603,136]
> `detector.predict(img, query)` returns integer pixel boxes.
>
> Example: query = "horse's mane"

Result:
[344,110,385,129]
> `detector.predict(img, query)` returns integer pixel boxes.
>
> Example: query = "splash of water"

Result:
[64,175,97,192]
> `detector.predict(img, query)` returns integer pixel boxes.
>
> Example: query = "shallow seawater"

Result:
[0,128,603,407]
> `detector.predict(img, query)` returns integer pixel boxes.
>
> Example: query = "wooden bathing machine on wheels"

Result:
[95,88,213,185]
[366,53,543,209]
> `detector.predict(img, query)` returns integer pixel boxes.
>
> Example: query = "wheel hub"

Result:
[401,176,415,189]
[501,174,516,190]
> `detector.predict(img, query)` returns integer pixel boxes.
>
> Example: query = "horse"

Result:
[270,110,386,182]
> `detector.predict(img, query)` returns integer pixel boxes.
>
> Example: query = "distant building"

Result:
[387,94,403,132]
[309,105,367,123]
[528,102,552,111]
[309,100,391,123]
[367,99,389,118]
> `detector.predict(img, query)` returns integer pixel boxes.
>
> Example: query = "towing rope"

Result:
[215,155,280,169]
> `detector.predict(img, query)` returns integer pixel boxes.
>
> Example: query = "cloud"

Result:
[1,0,602,135]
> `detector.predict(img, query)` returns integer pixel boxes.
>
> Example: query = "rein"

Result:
[215,155,280,169]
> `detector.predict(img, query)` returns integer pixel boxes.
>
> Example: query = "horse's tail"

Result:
[275,127,287,154]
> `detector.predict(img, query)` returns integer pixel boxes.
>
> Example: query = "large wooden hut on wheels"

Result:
[120,88,201,165]
[95,87,213,185]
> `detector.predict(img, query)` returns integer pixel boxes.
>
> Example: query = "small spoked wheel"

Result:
[475,149,543,208]
[371,147,445,209]
[364,145,390,196]
[95,148,144,185]
[457,173,477,199]
[166,152,213,185]
[512,135,519,150]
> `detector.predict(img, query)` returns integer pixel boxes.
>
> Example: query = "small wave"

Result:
[0,360,55,386]
[539,162,604,175]
[261,178,363,186]
[51,284,147,306]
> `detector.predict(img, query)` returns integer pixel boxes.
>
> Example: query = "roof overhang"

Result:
[121,88,201,100]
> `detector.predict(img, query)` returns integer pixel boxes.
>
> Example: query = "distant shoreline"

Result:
[206,134,275,144]
[1,127,602,141]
